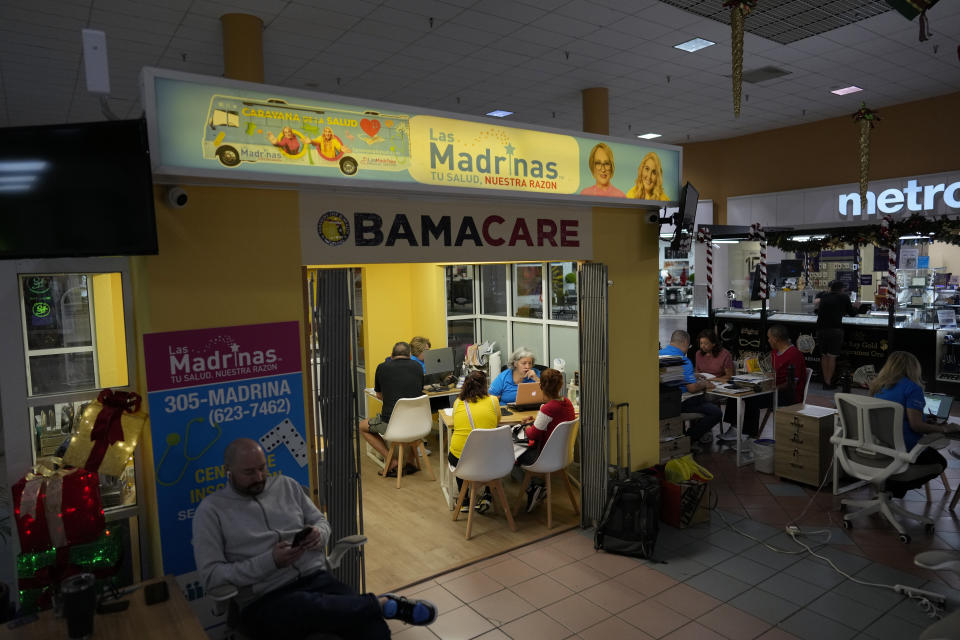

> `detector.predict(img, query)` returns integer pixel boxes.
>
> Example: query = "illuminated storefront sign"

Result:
[838,179,960,216]
[300,194,592,264]
[143,68,681,207]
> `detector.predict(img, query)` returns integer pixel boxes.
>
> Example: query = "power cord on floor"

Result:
[707,455,947,620]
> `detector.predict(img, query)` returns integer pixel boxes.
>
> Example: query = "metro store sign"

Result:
[142,68,682,208]
[839,179,960,216]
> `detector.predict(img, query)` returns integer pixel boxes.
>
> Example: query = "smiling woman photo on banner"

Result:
[580,142,625,198]
[627,151,669,201]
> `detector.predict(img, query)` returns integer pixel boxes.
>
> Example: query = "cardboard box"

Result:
[661,481,711,528]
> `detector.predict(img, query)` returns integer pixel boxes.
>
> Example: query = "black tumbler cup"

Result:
[61,573,96,639]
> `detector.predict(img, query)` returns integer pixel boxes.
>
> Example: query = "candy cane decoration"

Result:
[704,227,713,300]
[750,223,767,299]
[882,216,897,305]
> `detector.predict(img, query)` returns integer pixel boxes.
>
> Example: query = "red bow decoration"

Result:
[85,389,142,472]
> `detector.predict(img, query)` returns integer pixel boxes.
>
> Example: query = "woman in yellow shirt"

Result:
[449,370,500,513]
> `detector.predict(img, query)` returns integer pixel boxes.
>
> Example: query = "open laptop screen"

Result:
[923,393,954,420]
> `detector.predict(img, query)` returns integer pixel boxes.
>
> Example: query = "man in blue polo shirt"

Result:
[659,330,723,448]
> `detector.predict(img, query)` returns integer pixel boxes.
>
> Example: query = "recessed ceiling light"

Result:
[485,110,513,118]
[637,133,662,139]
[831,86,863,95]
[674,38,715,52]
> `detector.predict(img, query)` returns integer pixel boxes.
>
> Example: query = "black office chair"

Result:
[208,535,367,640]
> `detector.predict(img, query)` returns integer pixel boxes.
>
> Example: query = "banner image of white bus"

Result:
[204,95,411,176]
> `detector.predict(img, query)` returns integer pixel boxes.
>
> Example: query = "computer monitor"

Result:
[669,182,699,252]
[780,260,802,278]
[423,347,454,383]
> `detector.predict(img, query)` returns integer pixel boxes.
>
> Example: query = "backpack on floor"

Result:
[594,472,660,558]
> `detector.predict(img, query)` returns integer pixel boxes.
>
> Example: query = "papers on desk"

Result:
[792,404,837,418]
[442,408,453,417]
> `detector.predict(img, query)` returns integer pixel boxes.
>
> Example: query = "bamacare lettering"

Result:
[839,179,960,216]
[170,348,278,375]
[353,212,578,248]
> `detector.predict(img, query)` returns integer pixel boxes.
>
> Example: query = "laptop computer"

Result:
[510,381,545,411]
[923,392,954,423]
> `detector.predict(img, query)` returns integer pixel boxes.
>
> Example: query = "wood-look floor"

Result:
[360,443,580,594]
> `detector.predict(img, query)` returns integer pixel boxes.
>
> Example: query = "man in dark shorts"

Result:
[815,280,859,390]
[359,341,424,476]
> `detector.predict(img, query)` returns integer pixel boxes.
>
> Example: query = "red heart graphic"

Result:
[360,118,381,137]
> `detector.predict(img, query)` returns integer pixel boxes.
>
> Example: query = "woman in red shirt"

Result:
[695,329,734,382]
[518,368,576,511]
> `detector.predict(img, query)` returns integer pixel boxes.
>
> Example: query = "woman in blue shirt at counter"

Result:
[870,351,958,496]
[489,347,539,405]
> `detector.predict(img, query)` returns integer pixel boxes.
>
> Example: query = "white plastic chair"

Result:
[831,393,940,543]
[451,425,516,540]
[801,367,813,404]
[513,420,580,529]
[381,395,434,489]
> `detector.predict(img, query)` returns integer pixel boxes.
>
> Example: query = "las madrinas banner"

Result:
[143,68,681,207]
[143,321,309,580]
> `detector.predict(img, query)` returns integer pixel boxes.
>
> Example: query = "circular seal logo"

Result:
[32,301,51,318]
[317,211,350,246]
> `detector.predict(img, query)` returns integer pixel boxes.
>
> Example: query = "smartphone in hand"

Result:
[292,527,313,547]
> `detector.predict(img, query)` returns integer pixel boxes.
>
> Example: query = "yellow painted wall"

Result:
[361,263,446,414]
[92,273,128,388]
[592,207,661,468]
[132,185,306,575]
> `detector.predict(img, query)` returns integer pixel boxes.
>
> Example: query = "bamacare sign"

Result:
[839,179,960,216]
[299,194,592,264]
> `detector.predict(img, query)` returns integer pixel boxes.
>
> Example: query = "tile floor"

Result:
[386,387,960,639]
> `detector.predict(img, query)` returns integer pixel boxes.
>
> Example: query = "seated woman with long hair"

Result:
[869,351,958,496]
[517,368,577,511]
[449,370,500,512]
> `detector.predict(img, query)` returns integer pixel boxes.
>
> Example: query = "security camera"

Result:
[166,187,188,209]
[645,211,660,225]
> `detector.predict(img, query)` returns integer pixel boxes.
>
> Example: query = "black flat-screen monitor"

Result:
[669,182,699,251]
[780,260,802,278]
[0,118,157,259]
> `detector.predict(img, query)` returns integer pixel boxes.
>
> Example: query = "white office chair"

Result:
[513,419,580,529]
[831,393,940,543]
[451,425,516,540]
[381,395,434,488]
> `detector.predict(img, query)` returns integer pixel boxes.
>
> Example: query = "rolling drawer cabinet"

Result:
[774,404,837,487]
[659,435,691,463]
[659,416,684,439]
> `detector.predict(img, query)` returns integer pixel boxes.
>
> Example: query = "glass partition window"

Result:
[445,262,579,381]
[513,264,543,319]
[446,266,475,314]
[480,264,507,316]
[447,319,476,369]
[19,271,135,511]
[21,274,98,395]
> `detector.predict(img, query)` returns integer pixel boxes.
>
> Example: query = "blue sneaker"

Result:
[381,593,438,626]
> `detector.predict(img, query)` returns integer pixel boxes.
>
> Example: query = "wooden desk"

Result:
[1,576,206,640]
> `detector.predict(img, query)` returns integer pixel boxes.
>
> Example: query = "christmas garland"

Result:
[852,103,881,210]
[724,0,758,118]
[765,213,960,253]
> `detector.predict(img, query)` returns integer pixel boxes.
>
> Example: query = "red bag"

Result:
[12,459,105,553]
